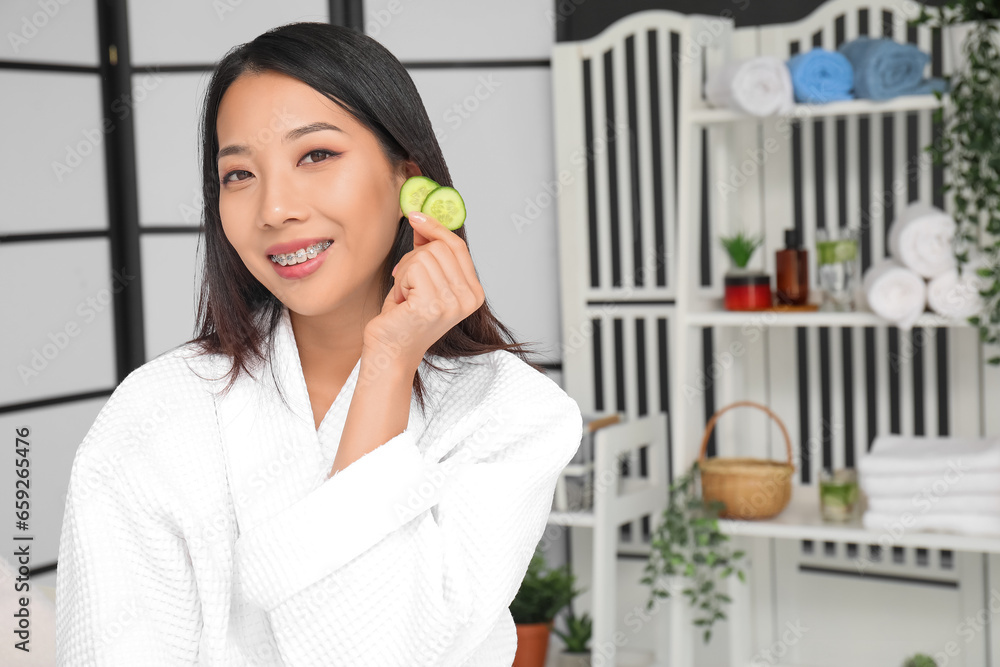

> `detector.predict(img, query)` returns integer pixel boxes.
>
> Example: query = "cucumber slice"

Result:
[420,186,466,230]
[399,176,440,216]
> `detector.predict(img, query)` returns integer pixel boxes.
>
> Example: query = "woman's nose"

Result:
[256,168,309,228]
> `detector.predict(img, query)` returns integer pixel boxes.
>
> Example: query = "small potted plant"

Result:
[903,653,937,667]
[510,550,582,667]
[642,461,748,644]
[553,610,592,667]
[720,230,770,310]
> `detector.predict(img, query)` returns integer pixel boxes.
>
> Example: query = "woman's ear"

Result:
[402,159,422,179]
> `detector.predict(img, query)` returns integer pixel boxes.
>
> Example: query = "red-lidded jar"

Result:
[724,272,772,311]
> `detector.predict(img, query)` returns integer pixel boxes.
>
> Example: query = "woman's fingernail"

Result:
[392,263,398,276]
[409,211,426,223]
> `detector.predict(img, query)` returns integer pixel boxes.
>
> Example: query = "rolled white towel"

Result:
[927,254,989,319]
[867,494,1000,515]
[858,434,1000,476]
[863,510,1000,536]
[860,470,1000,498]
[862,258,927,330]
[704,56,795,117]
[887,202,957,279]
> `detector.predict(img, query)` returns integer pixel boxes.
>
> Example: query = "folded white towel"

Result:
[862,258,927,329]
[927,254,989,319]
[860,469,1000,497]
[866,494,1000,515]
[887,202,957,279]
[858,434,1000,475]
[704,56,795,117]
[863,510,1000,536]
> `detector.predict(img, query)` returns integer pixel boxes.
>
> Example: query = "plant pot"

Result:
[724,271,772,311]
[556,651,592,667]
[513,621,553,667]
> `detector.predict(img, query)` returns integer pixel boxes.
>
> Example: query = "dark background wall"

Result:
[555,0,947,41]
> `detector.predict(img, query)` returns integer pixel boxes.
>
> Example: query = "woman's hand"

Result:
[363,211,485,371]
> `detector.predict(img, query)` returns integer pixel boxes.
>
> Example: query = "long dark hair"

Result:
[184,21,545,415]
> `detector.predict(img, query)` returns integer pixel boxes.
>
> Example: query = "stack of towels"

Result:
[860,435,1000,537]
[704,36,947,114]
[862,202,988,329]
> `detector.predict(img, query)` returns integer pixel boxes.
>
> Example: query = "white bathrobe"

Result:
[55,306,584,666]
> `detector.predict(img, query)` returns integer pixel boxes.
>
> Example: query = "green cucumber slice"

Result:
[420,186,466,230]
[399,176,440,216]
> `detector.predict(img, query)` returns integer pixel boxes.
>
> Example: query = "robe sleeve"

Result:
[232,368,584,666]
[55,386,204,666]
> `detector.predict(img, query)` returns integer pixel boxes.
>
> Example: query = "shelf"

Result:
[683,302,970,328]
[688,93,945,125]
[547,510,596,527]
[719,486,1000,555]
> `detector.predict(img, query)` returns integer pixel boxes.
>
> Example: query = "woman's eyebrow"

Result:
[217,122,347,160]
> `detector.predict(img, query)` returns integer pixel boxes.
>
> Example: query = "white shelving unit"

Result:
[717,486,1000,556]
[547,412,671,667]
[668,5,995,667]
[553,2,998,666]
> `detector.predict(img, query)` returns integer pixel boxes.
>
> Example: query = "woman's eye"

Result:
[300,149,338,164]
[221,169,251,185]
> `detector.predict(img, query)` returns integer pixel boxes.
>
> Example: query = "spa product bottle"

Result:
[775,228,809,305]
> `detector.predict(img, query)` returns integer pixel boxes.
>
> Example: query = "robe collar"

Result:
[268,304,431,459]
[214,304,432,536]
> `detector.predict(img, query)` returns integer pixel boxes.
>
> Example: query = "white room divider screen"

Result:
[553,1,1000,664]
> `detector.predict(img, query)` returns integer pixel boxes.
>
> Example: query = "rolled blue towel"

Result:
[786,48,855,104]
[838,36,944,100]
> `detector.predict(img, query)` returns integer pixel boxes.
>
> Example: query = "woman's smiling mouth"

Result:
[269,239,334,265]
[266,239,334,280]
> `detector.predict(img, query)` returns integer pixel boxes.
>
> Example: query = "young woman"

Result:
[55,21,583,667]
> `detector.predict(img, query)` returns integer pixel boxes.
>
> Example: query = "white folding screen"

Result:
[0,0,109,592]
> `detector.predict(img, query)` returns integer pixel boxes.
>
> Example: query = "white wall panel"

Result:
[127,0,328,66]
[132,72,212,226]
[366,0,554,61]
[141,233,203,361]
[0,239,117,404]
[0,0,99,65]
[0,70,107,235]
[409,66,562,362]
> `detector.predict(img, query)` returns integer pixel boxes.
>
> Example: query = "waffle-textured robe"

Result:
[55,306,583,666]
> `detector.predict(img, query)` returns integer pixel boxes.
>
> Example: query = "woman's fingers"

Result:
[408,213,480,288]
[397,252,463,316]
[394,242,483,311]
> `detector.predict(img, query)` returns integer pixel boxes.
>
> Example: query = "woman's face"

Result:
[216,70,412,318]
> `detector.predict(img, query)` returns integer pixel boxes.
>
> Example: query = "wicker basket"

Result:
[698,400,795,520]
